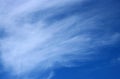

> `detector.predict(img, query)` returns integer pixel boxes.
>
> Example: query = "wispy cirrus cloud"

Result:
[0,0,120,79]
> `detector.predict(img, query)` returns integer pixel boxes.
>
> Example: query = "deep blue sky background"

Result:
[53,1,120,78]
[52,0,120,79]
[53,45,120,79]
[0,0,120,79]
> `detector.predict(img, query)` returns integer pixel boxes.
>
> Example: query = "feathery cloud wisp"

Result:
[0,0,120,79]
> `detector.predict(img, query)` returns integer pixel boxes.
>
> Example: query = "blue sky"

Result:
[0,0,120,79]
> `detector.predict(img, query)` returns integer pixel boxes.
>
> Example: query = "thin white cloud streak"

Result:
[0,0,84,24]
[1,16,90,75]
[0,0,120,79]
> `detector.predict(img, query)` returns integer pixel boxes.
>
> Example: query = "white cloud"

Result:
[0,0,119,79]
